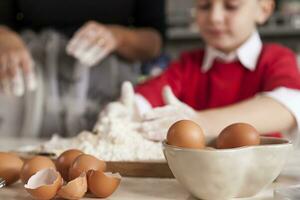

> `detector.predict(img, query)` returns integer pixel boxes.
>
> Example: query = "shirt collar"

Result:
[202,31,262,72]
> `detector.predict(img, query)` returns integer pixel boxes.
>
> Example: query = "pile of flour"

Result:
[24,102,164,161]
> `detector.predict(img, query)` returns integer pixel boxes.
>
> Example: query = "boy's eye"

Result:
[225,4,239,10]
[196,0,241,11]
[197,1,211,10]
[225,1,241,10]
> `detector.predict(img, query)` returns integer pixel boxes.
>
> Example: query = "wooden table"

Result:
[1,137,300,200]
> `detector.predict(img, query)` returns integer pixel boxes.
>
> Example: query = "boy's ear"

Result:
[256,0,275,25]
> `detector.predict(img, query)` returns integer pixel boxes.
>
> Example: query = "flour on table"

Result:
[23,103,165,161]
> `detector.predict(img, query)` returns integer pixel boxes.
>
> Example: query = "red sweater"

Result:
[136,44,300,111]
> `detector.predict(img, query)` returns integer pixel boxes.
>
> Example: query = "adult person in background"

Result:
[0,0,165,137]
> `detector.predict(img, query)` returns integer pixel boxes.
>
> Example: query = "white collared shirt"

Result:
[136,31,300,145]
[202,31,262,72]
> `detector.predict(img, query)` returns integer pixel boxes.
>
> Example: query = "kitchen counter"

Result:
[1,137,300,200]
[1,178,192,200]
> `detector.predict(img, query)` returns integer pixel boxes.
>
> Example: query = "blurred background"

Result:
[0,0,299,139]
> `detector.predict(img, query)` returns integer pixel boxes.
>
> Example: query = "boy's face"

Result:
[196,0,274,53]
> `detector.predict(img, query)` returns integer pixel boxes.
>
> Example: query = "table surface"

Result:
[1,137,300,200]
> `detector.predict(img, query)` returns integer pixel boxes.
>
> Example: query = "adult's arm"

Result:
[112,0,166,61]
[108,25,163,61]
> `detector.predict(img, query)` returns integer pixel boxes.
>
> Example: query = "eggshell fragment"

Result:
[217,123,260,149]
[21,156,56,184]
[57,173,87,200]
[87,171,121,198]
[24,168,62,200]
[56,149,83,181]
[0,152,24,185]
[69,154,106,181]
[167,120,206,149]
[204,147,216,150]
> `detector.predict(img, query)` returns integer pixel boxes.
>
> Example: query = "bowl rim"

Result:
[163,136,292,153]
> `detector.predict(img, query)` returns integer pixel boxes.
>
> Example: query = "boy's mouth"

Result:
[207,29,225,36]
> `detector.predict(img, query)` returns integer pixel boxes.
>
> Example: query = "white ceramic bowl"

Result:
[163,137,292,200]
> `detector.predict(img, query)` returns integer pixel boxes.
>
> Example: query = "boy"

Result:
[133,0,300,142]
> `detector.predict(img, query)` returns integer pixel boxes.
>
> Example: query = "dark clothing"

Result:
[0,0,166,38]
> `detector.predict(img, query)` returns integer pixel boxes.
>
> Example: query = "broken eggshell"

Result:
[21,156,56,184]
[24,168,62,200]
[56,149,84,181]
[87,170,121,198]
[57,173,87,200]
[68,154,106,181]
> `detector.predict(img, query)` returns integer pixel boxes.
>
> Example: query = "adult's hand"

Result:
[67,21,119,67]
[0,27,36,96]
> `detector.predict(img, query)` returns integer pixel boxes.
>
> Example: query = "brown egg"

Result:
[216,123,260,149]
[57,173,87,200]
[87,170,121,198]
[167,120,206,149]
[69,154,106,181]
[0,152,24,185]
[20,156,56,183]
[56,149,83,181]
[25,168,63,200]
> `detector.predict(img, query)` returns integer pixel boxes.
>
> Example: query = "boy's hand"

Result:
[101,81,139,120]
[94,81,140,133]
[140,86,199,141]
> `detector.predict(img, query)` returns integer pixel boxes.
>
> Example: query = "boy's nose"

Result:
[209,4,225,25]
